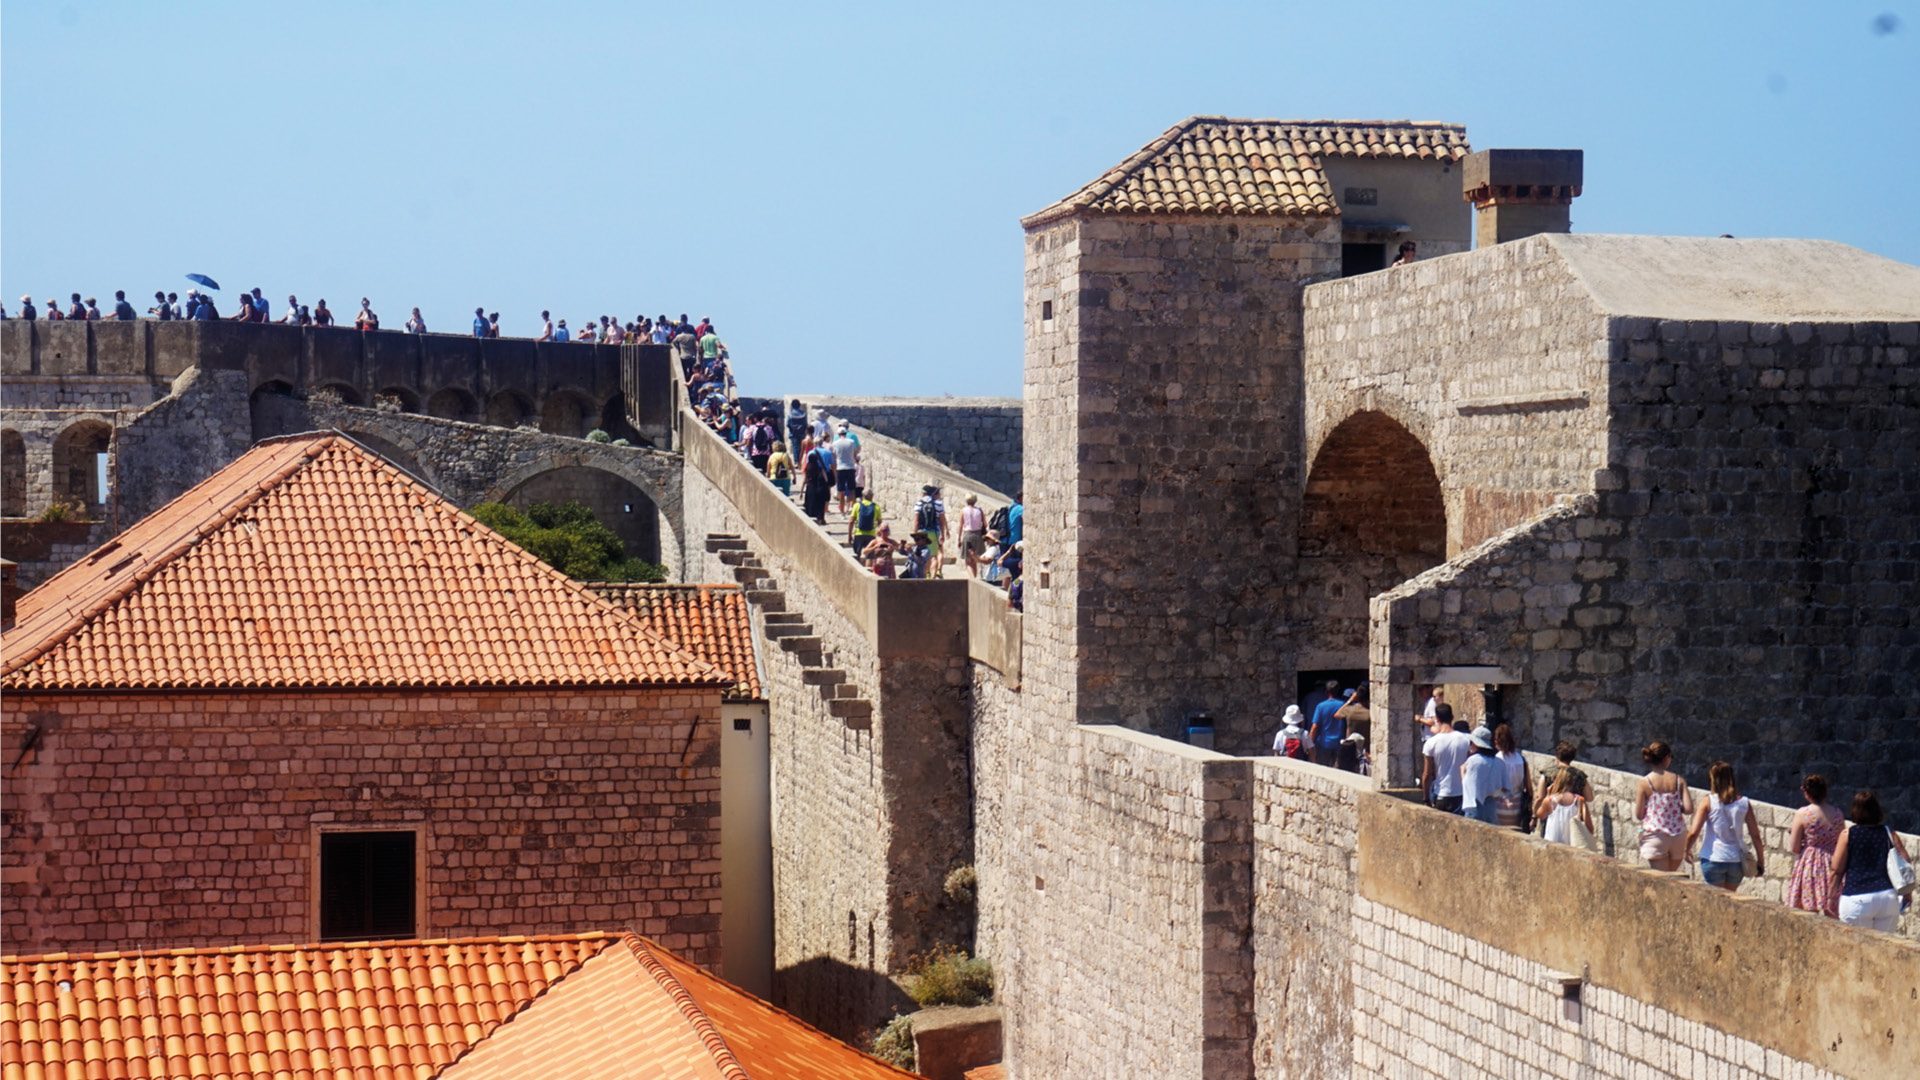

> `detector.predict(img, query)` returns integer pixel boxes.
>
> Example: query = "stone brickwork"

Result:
[1359,243,1920,810]
[797,396,1023,500]
[111,366,254,525]
[2,688,723,961]
[678,428,975,1042]
[1521,751,1920,940]
[1022,213,1340,753]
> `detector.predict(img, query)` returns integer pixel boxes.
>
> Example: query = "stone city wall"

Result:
[679,410,976,1042]
[796,396,1023,500]
[975,714,1920,1079]
[843,422,1013,558]
[1370,309,1920,814]
[1022,214,1341,754]
[111,367,255,525]
[1520,750,1920,940]
[2,687,724,962]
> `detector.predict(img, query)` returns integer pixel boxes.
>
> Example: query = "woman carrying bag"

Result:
[1829,790,1915,933]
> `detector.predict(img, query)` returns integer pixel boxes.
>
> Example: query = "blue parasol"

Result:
[185,273,221,291]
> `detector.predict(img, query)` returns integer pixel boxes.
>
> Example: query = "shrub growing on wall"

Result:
[469,500,665,582]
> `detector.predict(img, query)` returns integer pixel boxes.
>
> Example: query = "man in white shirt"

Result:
[1421,705,1474,814]
[1460,726,1503,824]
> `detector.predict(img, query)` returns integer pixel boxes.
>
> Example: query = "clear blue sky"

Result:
[4,2,1914,397]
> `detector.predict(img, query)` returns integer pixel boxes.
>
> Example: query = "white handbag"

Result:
[1888,828,1917,897]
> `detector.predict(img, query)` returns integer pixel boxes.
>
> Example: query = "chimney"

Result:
[1462,149,1584,246]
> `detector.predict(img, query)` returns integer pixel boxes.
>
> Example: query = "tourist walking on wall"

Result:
[1461,727,1504,824]
[1686,761,1765,891]
[848,489,882,557]
[1308,681,1347,768]
[1421,706,1472,814]
[17,296,35,321]
[1786,774,1843,918]
[1829,790,1913,933]
[1535,769,1594,846]
[765,442,794,497]
[83,297,102,320]
[959,495,988,577]
[537,311,554,342]
[786,401,808,461]
[406,308,427,334]
[901,530,934,579]
[912,483,948,578]
[282,295,301,324]
[355,298,378,331]
[1491,724,1531,830]
[802,437,834,525]
[1272,705,1308,760]
[473,308,490,338]
[1537,740,1590,804]
[831,427,861,515]
[148,291,172,319]
[111,291,137,320]
[313,299,333,326]
[1633,742,1690,871]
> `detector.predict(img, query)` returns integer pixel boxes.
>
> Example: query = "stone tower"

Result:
[1017,117,1471,749]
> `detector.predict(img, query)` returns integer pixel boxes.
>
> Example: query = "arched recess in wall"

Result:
[539,390,596,439]
[375,387,421,414]
[497,465,662,566]
[51,418,114,517]
[313,382,364,406]
[250,380,298,440]
[598,392,642,444]
[426,387,480,423]
[485,390,534,428]
[2,429,27,517]
[1297,410,1447,668]
[341,430,435,489]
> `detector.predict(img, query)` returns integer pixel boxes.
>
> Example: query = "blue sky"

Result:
[4,2,1914,397]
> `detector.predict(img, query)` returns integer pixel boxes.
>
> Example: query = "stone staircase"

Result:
[706,533,873,729]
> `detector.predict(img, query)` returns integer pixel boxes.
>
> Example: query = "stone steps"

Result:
[705,530,873,729]
[801,668,846,687]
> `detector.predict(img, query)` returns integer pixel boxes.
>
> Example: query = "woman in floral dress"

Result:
[1786,774,1843,917]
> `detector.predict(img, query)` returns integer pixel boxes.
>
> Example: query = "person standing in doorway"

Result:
[1421,706,1473,814]
[1307,681,1345,767]
[1390,240,1417,267]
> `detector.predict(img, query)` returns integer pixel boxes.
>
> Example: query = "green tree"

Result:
[469,500,666,582]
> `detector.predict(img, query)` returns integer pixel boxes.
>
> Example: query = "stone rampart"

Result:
[842,422,1013,563]
[797,396,1023,499]
[1520,751,1920,940]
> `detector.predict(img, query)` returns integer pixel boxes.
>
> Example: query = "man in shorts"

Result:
[831,425,861,515]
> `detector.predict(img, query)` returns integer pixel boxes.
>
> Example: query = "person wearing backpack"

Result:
[748,419,775,475]
[764,441,794,498]
[1272,706,1309,761]
[912,483,948,578]
[848,490,883,557]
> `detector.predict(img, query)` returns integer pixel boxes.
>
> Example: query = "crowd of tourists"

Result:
[681,359,1026,605]
[5,289,704,346]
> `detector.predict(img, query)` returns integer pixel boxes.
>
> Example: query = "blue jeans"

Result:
[1466,802,1500,825]
[1701,860,1744,888]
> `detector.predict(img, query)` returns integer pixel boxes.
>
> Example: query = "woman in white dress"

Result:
[1534,768,1594,846]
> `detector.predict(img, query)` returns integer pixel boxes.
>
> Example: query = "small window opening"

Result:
[320,831,416,940]
[1040,300,1053,322]
[733,717,753,732]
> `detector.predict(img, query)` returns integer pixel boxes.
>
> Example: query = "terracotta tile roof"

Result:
[1023,115,1470,226]
[1,933,916,1080]
[0,433,729,693]
[589,583,762,701]
[0,934,613,1080]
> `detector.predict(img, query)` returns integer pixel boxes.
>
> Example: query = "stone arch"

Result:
[426,387,480,423]
[51,418,113,516]
[375,387,421,414]
[1305,388,1445,493]
[314,382,364,406]
[250,379,298,439]
[598,392,640,443]
[485,390,534,428]
[340,429,436,489]
[539,389,597,438]
[2,429,25,517]
[494,465,662,566]
[1297,410,1447,668]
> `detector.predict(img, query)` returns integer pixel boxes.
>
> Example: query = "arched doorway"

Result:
[539,390,596,438]
[426,387,480,423]
[375,387,421,414]
[250,380,297,440]
[2,429,26,517]
[1297,410,1446,668]
[486,390,534,428]
[51,419,113,517]
[500,466,660,565]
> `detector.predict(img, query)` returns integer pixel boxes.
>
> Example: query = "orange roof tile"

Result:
[444,936,916,1080]
[0,934,614,1080]
[589,583,762,701]
[1024,115,1470,226]
[1,433,730,693]
[1,933,916,1080]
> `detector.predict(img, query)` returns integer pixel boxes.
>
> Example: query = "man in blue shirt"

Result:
[553,320,570,343]
[473,307,490,338]
[1007,492,1023,546]
[1309,681,1351,767]
[111,290,137,320]
[250,288,269,322]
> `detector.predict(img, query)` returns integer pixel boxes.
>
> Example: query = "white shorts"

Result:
[1837,889,1901,933]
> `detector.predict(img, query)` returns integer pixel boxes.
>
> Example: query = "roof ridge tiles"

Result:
[622,935,754,1080]
[2,931,621,964]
